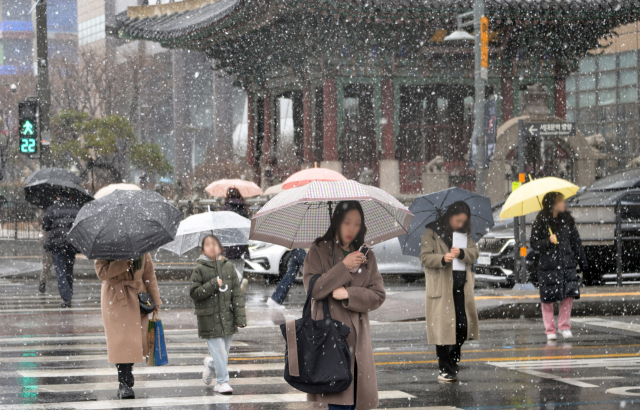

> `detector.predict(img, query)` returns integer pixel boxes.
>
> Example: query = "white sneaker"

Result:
[547,333,557,341]
[214,382,233,394]
[203,357,214,385]
[240,278,249,295]
[266,297,285,310]
[561,330,573,338]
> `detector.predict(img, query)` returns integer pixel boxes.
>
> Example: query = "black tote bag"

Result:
[280,274,352,394]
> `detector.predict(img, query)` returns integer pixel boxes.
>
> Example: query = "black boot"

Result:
[60,300,71,308]
[38,283,46,294]
[117,383,135,399]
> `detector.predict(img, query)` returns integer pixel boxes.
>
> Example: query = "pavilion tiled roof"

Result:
[116,0,640,45]
[116,0,242,43]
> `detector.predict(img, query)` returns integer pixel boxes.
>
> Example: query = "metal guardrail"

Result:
[0,201,42,240]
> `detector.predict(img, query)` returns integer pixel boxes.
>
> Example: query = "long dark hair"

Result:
[535,192,574,226]
[314,201,367,249]
[438,200,472,235]
[201,234,225,257]
[225,188,247,214]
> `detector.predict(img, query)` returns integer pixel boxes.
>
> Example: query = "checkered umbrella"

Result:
[250,180,414,248]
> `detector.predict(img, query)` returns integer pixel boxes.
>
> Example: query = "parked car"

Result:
[246,238,423,283]
[474,169,640,288]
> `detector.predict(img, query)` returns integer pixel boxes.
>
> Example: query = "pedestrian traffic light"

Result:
[18,101,38,155]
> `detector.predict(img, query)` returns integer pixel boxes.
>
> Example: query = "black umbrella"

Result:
[67,190,183,260]
[24,179,94,210]
[24,167,81,185]
[399,187,494,257]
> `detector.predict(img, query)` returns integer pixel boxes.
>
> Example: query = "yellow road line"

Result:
[229,344,640,362]
[229,351,640,366]
[371,342,640,357]
[376,352,640,366]
[475,291,640,300]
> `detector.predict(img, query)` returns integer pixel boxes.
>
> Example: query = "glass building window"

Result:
[579,57,596,73]
[579,92,596,107]
[598,72,616,88]
[566,77,576,92]
[599,54,616,71]
[579,76,596,90]
[566,94,576,108]
[620,87,638,103]
[598,89,616,105]
[620,70,638,86]
[620,51,638,68]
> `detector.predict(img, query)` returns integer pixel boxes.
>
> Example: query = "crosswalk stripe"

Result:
[0,307,102,313]
[0,376,288,394]
[17,362,284,377]
[0,352,282,363]
[0,391,415,409]
[0,328,202,344]
[0,341,246,352]
[573,317,640,333]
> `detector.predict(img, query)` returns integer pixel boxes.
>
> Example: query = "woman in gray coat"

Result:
[419,201,479,382]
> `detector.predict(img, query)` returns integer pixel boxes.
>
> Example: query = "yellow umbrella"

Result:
[499,177,580,219]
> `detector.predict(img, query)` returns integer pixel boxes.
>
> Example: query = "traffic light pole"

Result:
[473,0,486,195]
[35,0,52,167]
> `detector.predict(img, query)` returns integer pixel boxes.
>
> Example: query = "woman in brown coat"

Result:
[95,253,162,399]
[419,201,479,382]
[303,201,386,410]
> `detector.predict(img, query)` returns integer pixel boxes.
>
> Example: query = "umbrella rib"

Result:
[374,202,410,236]
[289,201,315,248]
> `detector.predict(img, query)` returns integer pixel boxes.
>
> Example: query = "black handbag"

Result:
[138,292,155,314]
[280,274,352,394]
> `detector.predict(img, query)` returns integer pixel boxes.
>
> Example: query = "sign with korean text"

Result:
[522,122,576,138]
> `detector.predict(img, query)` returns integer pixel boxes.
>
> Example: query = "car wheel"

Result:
[402,274,422,283]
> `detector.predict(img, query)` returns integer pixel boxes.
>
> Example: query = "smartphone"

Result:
[359,244,370,256]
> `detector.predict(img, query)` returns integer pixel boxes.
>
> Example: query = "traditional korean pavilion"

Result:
[117,0,640,194]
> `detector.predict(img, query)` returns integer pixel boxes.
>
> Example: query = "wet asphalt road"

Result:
[1,278,640,409]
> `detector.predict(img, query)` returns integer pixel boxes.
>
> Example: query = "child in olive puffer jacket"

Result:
[189,234,246,394]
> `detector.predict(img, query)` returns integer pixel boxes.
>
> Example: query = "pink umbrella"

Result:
[282,167,346,190]
[205,179,263,198]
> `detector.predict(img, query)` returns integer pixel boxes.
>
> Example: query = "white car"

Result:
[246,238,423,283]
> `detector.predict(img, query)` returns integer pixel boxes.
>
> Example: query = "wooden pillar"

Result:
[381,78,395,160]
[501,63,514,122]
[554,63,566,120]
[247,92,255,167]
[303,82,313,163]
[262,91,272,163]
[172,49,193,182]
[322,78,338,162]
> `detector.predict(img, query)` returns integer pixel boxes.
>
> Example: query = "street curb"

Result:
[477,299,640,319]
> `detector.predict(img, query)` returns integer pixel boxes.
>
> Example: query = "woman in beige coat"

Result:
[303,201,386,410]
[419,201,479,382]
[95,253,162,399]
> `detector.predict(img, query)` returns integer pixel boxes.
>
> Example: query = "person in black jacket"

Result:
[220,188,249,287]
[42,196,80,307]
[530,192,589,341]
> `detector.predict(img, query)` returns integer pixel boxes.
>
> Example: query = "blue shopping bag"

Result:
[151,312,168,366]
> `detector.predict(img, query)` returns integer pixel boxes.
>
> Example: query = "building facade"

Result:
[567,22,640,172]
[0,0,77,76]
[117,0,640,194]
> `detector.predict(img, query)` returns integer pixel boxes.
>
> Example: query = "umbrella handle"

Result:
[218,276,229,292]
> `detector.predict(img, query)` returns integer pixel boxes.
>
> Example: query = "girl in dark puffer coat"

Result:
[189,235,246,394]
[530,192,589,341]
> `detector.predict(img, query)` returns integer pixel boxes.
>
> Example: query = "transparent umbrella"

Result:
[160,211,251,256]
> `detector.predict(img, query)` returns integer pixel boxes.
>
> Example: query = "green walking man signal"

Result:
[18,101,38,155]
